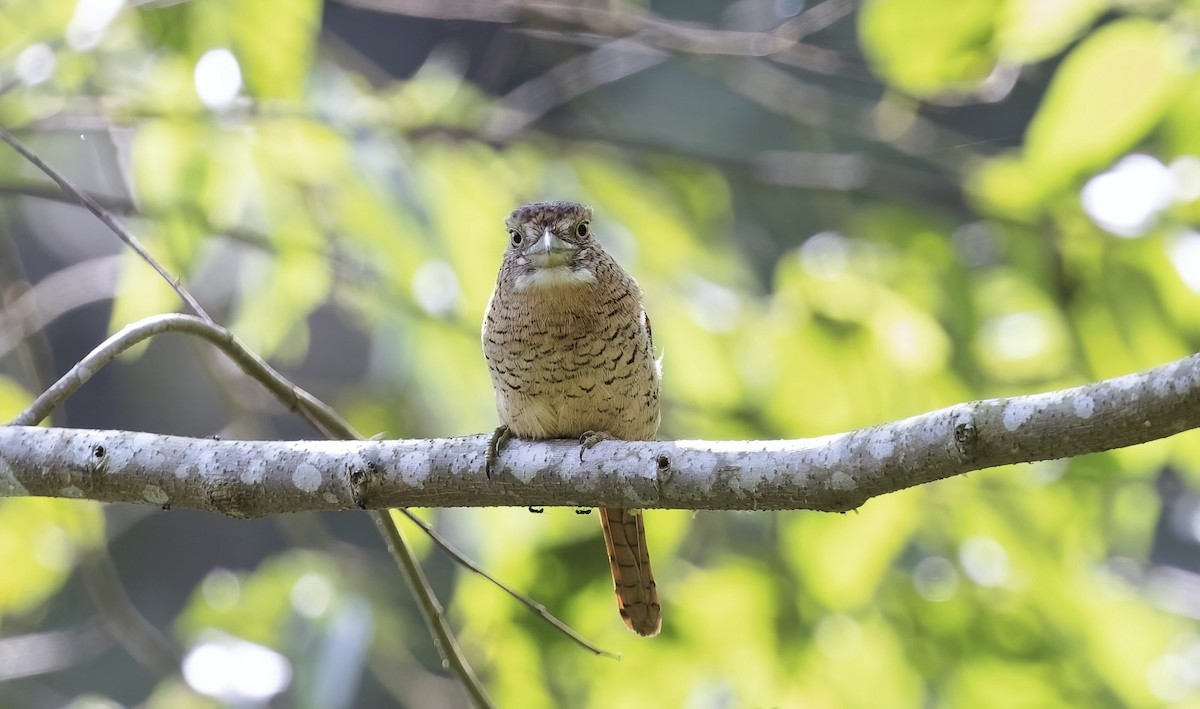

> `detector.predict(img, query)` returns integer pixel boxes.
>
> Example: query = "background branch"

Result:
[0,114,492,701]
[0,127,212,324]
[79,550,183,676]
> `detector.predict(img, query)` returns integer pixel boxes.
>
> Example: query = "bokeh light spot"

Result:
[183,634,291,703]
[290,572,333,619]
[194,49,242,109]
[412,260,461,317]
[1082,154,1172,237]
[913,556,959,602]
[201,568,241,611]
[959,536,1009,587]
[16,44,56,86]
[1169,231,1200,293]
[66,0,125,51]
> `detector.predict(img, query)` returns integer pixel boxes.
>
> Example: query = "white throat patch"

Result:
[514,265,597,291]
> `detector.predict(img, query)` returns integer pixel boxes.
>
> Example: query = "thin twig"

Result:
[5,312,495,705]
[0,124,494,699]
[0,255,123,360]
[0,126,213,323]
[372,512,494,708]
[0,227,62,425]
[395,508,618,658]
[0,621,113,681]
[272,513,501,705]
[9,314,339,429]
[336,0,856,68]
[80,548,183,676]
[5,315,607,680]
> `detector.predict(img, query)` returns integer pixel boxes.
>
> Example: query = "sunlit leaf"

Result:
[0,376,32,421]
[1025,19,1185,182]
[175,551,348,648]
[0,498,104,616]
[109,249,192,345]
[229,0,319,100]
[859,0,1001,95]
[784,494,920,611]
[231,247,330,361]
[995,0,1108,63]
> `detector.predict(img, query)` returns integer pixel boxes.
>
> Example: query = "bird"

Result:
[481,200,662,637]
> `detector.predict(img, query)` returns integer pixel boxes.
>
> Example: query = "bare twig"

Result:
[0,621,112,681]
[484,38,666,138]
[8,314,348,431]
[79,549,183,676]
[0,124,493,696]
[336,0,856,67]
[395,508,617,658]
[271,513,503,706]
[4,314,604,691]
[0,255,123,360]
[3,310,495,706]
[372,512,493,708]
[0,126,213,323]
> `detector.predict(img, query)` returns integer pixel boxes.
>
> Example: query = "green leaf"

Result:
[175,551,347,648]
[1160,75,1200,158]
[995,0,1108,63]
[229,0,319,99]
[859,0,1001,95]
[784,494,920,611]
[1025,19,1185,181]
[231,246,330,361]
[0,499,104,616]
[109,250,193,345]
[131,120,208,211]
[0,376,32,421]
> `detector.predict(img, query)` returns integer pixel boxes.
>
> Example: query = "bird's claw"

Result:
[577,430,615,462]
[576,432,612,518]
[486,425,512,479]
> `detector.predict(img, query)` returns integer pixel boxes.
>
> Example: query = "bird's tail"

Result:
[598,507,661,636]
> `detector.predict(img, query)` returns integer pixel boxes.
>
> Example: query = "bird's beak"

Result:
[525,228,577,267]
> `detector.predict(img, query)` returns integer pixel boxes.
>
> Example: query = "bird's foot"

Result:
[578,432,614,516]
[577,430,615,462]
[485,425,512,479]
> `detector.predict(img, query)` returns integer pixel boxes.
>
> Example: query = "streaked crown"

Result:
[505,201,593,246]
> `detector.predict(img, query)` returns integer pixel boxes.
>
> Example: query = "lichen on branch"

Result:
[2,352,1197,515]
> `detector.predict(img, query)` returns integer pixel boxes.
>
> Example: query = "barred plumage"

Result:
[483,201,662,636]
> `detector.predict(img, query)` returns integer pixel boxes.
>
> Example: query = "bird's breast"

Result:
[483,286,660,440]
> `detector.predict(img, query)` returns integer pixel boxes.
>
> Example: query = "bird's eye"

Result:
[508,229,523,246]
[576,221,590,238]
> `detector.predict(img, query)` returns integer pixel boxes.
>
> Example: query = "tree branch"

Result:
[335,0,855,65]
[0,126,213,324]
[3,352,1197,513]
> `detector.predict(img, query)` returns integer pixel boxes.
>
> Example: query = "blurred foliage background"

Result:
[1,0,1200,706]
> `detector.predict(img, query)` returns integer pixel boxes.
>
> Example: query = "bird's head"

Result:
[502,201,598,291]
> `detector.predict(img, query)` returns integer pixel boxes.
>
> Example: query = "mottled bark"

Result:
[3,353,1197,515]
